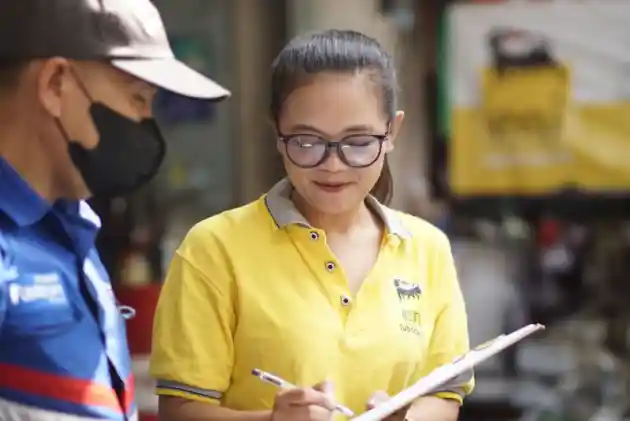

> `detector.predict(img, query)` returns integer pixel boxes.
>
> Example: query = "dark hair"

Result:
[270,29,398,205]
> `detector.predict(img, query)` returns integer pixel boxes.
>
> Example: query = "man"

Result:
[0,1,229,420]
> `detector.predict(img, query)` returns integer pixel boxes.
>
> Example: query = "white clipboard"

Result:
[351,323,546,421]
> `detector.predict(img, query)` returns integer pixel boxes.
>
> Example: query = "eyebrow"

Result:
[288,124,379,135]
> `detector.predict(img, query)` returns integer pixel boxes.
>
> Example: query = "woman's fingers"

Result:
[276,384,335,410]
[367,390,390,410]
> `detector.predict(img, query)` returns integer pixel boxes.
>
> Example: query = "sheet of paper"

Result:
[351,324,546,421]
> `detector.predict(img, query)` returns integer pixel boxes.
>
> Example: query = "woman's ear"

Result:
[388,110,405,145]
[270,118,285,155]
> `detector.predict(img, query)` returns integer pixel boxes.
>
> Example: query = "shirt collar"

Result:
[0,157,101,232]
[263,178,412,239]
[0,157,51,227]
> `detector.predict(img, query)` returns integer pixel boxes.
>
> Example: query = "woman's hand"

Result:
[271,381,336,421]
[366,391,409,421]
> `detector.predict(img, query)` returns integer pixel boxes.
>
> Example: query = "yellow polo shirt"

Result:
[150,179,474,417]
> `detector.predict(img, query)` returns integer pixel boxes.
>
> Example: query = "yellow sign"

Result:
[450,64,630,196]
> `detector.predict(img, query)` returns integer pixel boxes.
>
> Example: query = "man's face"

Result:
[33,59,157,198]
[58,60,157,150]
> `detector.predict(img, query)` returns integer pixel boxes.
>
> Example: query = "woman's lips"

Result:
[313,181,350,193]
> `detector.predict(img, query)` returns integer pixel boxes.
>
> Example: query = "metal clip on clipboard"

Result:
[352,323,546,421]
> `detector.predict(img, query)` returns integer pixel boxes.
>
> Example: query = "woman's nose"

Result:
[319,144,347,171]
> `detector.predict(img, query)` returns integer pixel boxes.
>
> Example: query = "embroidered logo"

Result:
[393,278,423,336]
[8,272,67,306]
[393,278,422,301]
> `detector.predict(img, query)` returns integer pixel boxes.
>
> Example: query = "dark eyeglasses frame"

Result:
[277,128,390,169]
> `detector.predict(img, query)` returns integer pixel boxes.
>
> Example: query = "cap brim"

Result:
[111,58,230,100]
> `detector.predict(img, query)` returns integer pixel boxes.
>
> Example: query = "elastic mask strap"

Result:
[55,67,95,141]
[70,67,95,102]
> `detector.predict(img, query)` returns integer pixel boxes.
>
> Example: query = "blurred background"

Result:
[95,0,630,420]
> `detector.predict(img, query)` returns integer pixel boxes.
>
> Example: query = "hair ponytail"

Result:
[370,157,393,205]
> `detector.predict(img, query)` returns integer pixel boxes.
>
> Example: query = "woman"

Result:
[150,29,473,421]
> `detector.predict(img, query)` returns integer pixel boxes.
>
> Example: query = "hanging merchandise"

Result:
[523,219,591,327]
[446,1,630,196]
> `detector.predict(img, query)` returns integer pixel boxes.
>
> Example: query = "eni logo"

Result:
[393,278,422,301]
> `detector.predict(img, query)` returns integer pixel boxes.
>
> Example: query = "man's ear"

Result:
[36,57,72,118]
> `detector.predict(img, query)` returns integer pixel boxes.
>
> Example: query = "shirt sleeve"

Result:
[149,224,235,404]
[417,232,474,404]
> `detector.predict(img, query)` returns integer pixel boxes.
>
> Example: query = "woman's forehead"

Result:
[279,73,385,133]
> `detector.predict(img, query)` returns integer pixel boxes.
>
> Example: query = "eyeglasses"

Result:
[278,130,390,169]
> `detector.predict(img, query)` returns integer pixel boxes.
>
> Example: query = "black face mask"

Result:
[66,102,166,198]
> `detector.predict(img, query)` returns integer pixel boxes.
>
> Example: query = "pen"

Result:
[251,369,355,417]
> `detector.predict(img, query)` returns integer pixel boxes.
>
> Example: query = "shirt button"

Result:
[309,231,319,241]
[340,295,351,306]
[325,261,336,272]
